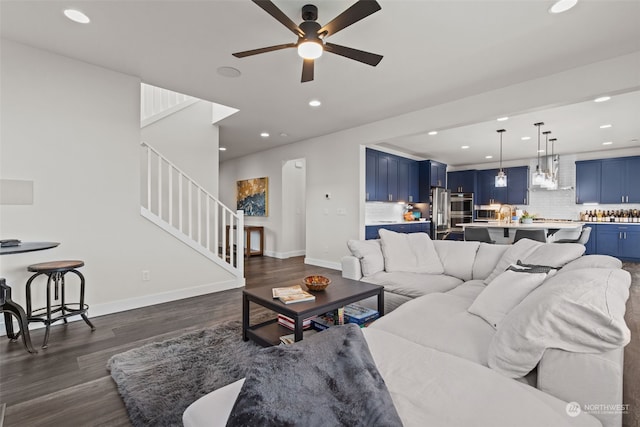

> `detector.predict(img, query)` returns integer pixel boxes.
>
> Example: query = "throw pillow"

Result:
[488,268,631,378]
[483,239,543,284]
[468,269,548,329]
[347,239,385,277]
[378,229,444,274]
[521,242,585,268]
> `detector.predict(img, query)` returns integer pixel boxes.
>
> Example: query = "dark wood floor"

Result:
[1,257,638,426]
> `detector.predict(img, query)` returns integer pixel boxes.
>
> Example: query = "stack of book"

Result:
[277,314,313,331]
[271,285,316,304]
[310,308,345,331]
[279,334,295,345]
[344,304,379,327]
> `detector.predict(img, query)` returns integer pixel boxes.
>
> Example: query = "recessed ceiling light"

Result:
[521,136,531,141]
[279,132,288,137]
[594,96,611,103]
[602,141,613,145]
[260,132,270,138]
[217,66,241,78]
[309,100,321,107]
[497,117,509,122]
[549,0,578,14]
[428,131,438,136]
[461,145,470,150]
[600,124,612,129]
[485,155,493,159]
[64,9,90,24]
[219,147,227,151]
[537,149,545,153]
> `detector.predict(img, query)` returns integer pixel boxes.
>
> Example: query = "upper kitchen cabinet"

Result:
[600,156,640,204]
[365,148,419,203]
[575,160,601,204]
[476,167,529,205]
[431,161,447,188]
[418,160,448,201]
[505,166,529,205]
[447,170,476,193]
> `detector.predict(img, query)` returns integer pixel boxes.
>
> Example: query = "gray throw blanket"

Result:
[226,324,403,427]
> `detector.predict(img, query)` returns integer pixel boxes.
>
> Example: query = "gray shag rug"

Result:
[107,318,263,427]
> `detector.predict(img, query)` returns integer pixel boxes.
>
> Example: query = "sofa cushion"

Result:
[347,239,384,277]
[378,229,444,274]
[433,240,479,281]
[472,243,510,281]
[561,254,622,272]
[370,291,495,366]
[488,268,632,378]
[468,269,549,329]
[521,243,585,268]
[363,271,462,298]
[483,239,542,284]
[445,280,486,299]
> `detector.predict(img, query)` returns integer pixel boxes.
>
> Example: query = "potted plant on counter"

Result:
[520,211,536,224]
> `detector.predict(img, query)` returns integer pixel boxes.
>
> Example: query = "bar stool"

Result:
[25,260,95,348]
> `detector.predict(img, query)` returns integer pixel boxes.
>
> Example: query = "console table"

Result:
[226,226,264,258]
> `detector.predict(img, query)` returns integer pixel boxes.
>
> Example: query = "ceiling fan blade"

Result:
[233,43,296,58]
[318,0,381,37]
[324,42,383,66]
[252,0,303,37]
[301,59,314,83]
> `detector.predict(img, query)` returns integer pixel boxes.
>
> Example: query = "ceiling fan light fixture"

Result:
[298,40,323,60]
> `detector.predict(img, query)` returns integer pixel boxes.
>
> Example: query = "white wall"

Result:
[141,100,219,197]
[0,40,235,325]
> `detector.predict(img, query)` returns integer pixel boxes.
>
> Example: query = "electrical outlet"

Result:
[142,270,150,281]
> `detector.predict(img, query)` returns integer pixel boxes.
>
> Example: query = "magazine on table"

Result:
[271,285,316,304]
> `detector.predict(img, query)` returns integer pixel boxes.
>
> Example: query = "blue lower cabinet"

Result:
[595,224,640,262]
[365,222,430,240]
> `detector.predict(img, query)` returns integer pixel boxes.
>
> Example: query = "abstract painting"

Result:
[237,177,268,216]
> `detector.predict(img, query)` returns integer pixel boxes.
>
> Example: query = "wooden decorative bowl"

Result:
[303,275,331,291]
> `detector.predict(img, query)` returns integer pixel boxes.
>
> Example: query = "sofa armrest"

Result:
[341,255,362,281]
[537,348,624,427]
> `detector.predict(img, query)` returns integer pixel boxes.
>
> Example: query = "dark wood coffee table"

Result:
[243,273,384,347]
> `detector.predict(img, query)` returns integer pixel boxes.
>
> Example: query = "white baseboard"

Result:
[304,257,342,271]
[0,278,243,336]
[264,249,306,259]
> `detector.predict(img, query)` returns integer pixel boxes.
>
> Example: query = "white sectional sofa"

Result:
[183,230,631,427]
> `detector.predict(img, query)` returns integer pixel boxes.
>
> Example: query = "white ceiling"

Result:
[1,0,639,166]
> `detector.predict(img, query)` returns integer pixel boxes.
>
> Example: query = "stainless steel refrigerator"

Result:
[430,187,451,240]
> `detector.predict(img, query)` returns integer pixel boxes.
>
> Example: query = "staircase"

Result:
[140,142,245,283]
[140,83,199,128]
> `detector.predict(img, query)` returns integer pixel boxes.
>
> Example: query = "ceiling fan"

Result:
[232,0,383,83]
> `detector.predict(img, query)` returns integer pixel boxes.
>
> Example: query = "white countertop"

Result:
[366,220,431,226]
[460,221,584,229]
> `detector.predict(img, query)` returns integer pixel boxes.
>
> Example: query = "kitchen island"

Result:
[459,221,584,244]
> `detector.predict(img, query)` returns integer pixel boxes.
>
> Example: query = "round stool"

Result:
[25,260,95,348]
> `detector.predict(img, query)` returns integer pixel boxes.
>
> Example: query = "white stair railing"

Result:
[140,84,199,128]
[140,142,244,281]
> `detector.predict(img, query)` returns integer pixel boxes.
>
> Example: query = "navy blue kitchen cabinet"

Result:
[366,149,421,203]
[430,161,447,188]
[595,224,640,262]
[505,166,529,205]
[575,160,601,204]
[365,222,431,240]
[447,170,476,193]
[418,160,448,202]
[365,149,377,201]
[477,169,505,205]
[600,156,640,204]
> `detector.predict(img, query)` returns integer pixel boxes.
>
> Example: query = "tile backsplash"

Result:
[365,202,406,222]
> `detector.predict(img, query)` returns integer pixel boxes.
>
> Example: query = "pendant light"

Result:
[541,130,552,188]
[547,138,558,190]
[495,129,507,187]
[532,122,546,185]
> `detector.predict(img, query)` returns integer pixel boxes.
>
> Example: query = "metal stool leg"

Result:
[3,304,37,354]
[71,269,95,331]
